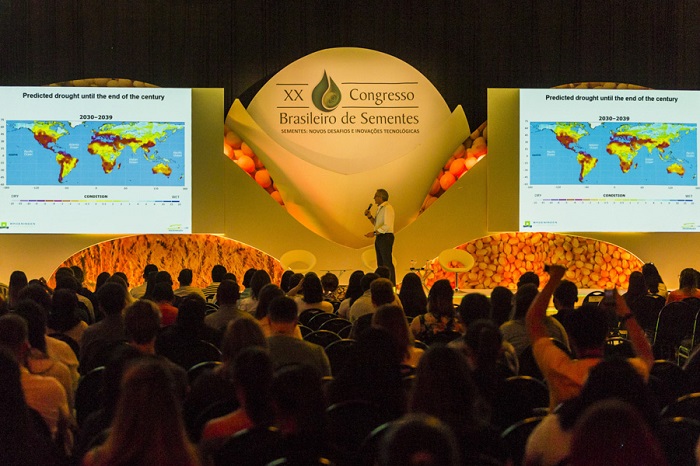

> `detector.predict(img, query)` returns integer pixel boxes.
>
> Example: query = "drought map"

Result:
[6,120,186,186]
[529,122,698,185]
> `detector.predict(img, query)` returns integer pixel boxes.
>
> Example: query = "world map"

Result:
[529,122,697,185]
[6,120,186,186]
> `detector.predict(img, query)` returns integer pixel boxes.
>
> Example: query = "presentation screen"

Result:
[0,87,192,234]
[519,88,699,232]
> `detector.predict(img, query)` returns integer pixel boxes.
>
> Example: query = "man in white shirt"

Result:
[364,188,396,284]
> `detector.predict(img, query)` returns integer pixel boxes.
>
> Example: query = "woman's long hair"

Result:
[398,273,427,318]
[427,279,454,319]
[95,358,200,466]
[372,304,414,361]
[345,270,365,306]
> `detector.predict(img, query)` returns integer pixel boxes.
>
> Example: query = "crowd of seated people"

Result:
[3,261,700,465]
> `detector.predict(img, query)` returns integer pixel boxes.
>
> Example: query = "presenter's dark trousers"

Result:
[375,233,395,284]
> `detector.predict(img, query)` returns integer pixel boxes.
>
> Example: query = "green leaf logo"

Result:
[312,71,341,112]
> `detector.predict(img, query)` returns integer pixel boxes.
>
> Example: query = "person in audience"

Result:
[49,288,88,348]
[517,271,540,289]
[174,268,205,300]
[271,364,329,461]
[83,358,201,466]
[489,285,514,327]
[525,357,660,466]
[106,274,134,305]
[568,399,668,466]
[288,273,304,291]
[455,292,491,327]
[348,272,379,322]
[667,267,700,303]
[266,296,331,376]
[202,264,227,303]
[373,303,424,368]
[379,413,460,466]
[451,313,518,378]
[327,327,406,419]
[255,283,302,338]
[321,272,343,302]
[350,277,397,322]
[622,270,647,308]
[123,300,188,395]
[408,345,504,464]
[280,270,294,293]
[184,317,267,440]
[0,314,71,445]
[526,264,654,410]
[17,284,80,386]
[240,267,257,299]
[70,265,98,313]
[14,300,75,407]
[409,279,462,344]
[292,272,334,314]
[398,272,428,318]
[200,347,275,451]
[79,282,129,374]
[337,270,365,319]
[375,265,392,281]
[94,272,110,293]
[8,270,28,310]
[152,281,179,326]
[459,319,515,412]
[239,269,271,314]
[156,294,222,364]
[642,262,667,297]
[204,278,249,332]
[55,272,95,324]
[72,345,143,463]
[0,346,64,465]
[551,279,579,333]
[130,264,158,299]
[500,282,569,357]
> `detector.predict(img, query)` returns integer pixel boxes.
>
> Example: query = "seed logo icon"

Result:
[312,71,341,112]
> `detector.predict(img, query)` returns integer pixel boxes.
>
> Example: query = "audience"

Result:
[398,272,427,318]
[348,272,378,322]
[525,357,660,466]
[80,282,128,373]
[174,268,205,299]
[200,347,275,450]
[83,358,201,466]
[266,296,331,376]
[239,269,271,314]
[202,264,227,303]
[500,282,569,358]
[0,346,64,465]
[372,303,424,367]
[666,267,700,303]
[321,272,343,302]
[204,279,248,332]
[642,262,667,297]
[409,279,462,344]
[129,264,158,299]
[526,264,654,410]
[292,272,334,314]
[337,270,364,319]
[239,267,257,299]
[327,327,406,420]
[5,258,700,465]
[409,345,504,464]
[489,285,514,327]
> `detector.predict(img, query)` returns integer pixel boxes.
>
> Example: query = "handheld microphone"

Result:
[367,203,372,211]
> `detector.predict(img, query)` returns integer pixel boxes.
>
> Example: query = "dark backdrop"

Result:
[1,0,698,126]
